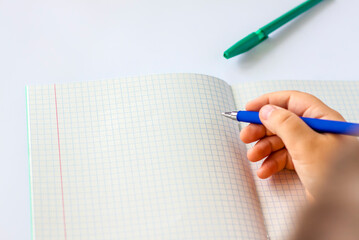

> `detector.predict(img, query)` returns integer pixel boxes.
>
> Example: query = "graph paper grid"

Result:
[231,80,359,240]
[27,74,268,240]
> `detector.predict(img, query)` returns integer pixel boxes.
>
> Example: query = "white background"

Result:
[1,0,359,239]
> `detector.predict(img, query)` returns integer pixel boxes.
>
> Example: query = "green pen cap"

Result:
[223,0,323,59]
[224,30,268,59]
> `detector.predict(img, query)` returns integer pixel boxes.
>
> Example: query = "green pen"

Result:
[224,0,323,59]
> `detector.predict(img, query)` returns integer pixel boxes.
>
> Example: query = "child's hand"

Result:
[240,91,357,196]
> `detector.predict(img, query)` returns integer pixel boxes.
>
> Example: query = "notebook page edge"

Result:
[26,86,36,240]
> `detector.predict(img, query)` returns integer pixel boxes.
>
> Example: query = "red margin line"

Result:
[54,84,67,240]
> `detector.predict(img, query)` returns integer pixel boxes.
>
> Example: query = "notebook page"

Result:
[27,73,267,240]
[231,80,359,240]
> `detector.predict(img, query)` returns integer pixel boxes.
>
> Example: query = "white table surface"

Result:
[1,0,359,239]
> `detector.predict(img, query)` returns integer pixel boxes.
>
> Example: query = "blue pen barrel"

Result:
[236,111,359,136]
[237,111,262,124]
[301,117,359,136]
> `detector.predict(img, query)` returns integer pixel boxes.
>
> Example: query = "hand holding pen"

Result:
[223,91,359,198]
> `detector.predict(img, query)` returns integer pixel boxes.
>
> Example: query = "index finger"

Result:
[245,91,345,121]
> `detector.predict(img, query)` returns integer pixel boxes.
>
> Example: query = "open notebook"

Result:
[26,74,359,240]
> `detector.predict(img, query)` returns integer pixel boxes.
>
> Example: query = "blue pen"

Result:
[222,111,359,136]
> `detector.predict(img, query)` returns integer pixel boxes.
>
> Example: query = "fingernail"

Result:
[260,105,276,120]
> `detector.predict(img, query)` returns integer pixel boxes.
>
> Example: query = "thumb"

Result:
[259,105,318,154]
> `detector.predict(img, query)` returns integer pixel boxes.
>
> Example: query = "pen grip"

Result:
[236,111,359,136]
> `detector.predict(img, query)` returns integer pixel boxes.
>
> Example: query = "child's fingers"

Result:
[245,91,344,121]
[240,124,266,143]
[247,135,284,162]
[240,124,274,144]
[257,149,292,179]
[245,91,318,112]
[259,105,319,157]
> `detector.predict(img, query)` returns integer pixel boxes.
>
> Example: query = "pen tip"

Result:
[221,112,232,118]
[221,111,238,120]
